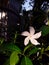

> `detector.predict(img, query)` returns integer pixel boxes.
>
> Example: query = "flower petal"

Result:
[24,37,29,46]
[30,38,40,45]
[21,31,30,36]
[29,26,35,35]
[33,31,41,39]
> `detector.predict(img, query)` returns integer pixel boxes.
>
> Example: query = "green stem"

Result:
[23,44,33,54]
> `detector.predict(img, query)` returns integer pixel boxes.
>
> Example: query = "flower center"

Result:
[29,35,32,38]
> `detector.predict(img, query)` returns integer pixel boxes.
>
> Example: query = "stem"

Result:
[23,44,33,54]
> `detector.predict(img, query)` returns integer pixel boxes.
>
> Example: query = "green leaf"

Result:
[45,46,49,51]
[40,25,49,36]
[0,43,21,54]
[10,51,19,65]
[41,48,44,54]
[14,32,18,43]
[21,56,33,65]
[29,47,40,56]
[0,38,4,45]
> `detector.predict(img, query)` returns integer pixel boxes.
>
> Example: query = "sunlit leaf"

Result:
[21,56,33,65]
[10,51,19,65]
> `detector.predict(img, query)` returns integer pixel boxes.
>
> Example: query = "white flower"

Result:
[21,26,41,46]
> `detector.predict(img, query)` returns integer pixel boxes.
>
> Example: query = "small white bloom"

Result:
[21,26,41,46]
[37,52,39,56]
[2,12,6,18]
[0,12,1,19]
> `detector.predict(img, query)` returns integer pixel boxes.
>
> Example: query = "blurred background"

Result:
[0,0,49,41]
